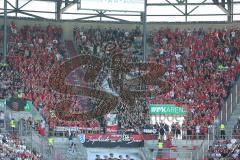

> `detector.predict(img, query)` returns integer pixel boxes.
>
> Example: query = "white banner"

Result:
[106,114,118,126]
[54,126,101,132]
[0,99,6,109]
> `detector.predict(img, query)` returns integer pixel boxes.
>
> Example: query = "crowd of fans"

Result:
[74,26,143,59]
[207,118,240,159]
[0,64,22,99]
[146,27,240,137]
[6,23,102,130]
[0,133,41,160]
[0,22,239,141]
[208,137,240,159]
[95,153,136,160]
[233,118,240,137]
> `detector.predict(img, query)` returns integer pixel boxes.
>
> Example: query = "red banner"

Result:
[81,133,144,147]
[106,125,118,134]
[85,134,144,141]
[156,158,176,160]
[105,114,118,134]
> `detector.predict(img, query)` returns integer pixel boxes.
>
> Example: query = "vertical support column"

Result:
[213,125,215,141]
[99,11,102,22]
[231,93,233,113]
[56,0,62,21]
[143,0,147,63]
[4,99,7,131]
[221,109,223,123]
[225,101,228,123]
[15,0,18,17]
[236,83,238,104]
[3,0,7,63]
[185,0,188,22]
[227,0,233,22]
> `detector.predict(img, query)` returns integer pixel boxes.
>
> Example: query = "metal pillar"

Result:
[4,99,7,131]
[185,0,188,22]
[15,0,18,17]
[143,0,147,62]
[3,0,7,63]
[227,0,233,22]
[56,0,62,21]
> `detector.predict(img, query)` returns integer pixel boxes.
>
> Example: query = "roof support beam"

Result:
[6,0,16,9]
[147,2,240,6]
[187,0,208,15]
[165,0,185,15]
[0,9,16,15]
[75,15,99,21]
[18,0,32,10]
[17,10,49,20]
[212,0,233,21]
[96,10,106,21]
[60,0,75,13]
[102,15,130,22]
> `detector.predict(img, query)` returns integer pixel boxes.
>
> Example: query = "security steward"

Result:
[219,123,225,139]
[10,118,16,133]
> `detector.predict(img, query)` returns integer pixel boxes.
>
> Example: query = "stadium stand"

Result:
[0,64,22,99]
[0,21,240,160]
[206,118,240,159]
[147,27,240,138]
[0,133,42,160]
[2,22,240,138]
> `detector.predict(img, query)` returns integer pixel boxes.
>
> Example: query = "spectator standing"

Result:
[164,123,169,135]
[47,136,54,154]
[159,123,165,140]
[196,124,201,139]
[68,132,73,147]
[220,123,225,139]
[39,120,46,136]
[10,118,16,134]
[171,123,176,138]
[95,155,101,160]
[0,110,4,128]
[176,123,181,139]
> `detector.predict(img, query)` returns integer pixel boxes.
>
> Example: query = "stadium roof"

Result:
[0,0,240,22]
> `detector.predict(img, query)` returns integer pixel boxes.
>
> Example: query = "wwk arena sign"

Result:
[149,104,186,115]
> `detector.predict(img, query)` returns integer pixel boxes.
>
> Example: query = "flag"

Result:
[79,134,85,144]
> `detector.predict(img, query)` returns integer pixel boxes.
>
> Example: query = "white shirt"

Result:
[196,125,200,134]
[227,143,233,149]
[176,64,183,69]
[0,112,5,120]
[231,31,235,37]
[231,138,237,144]
[41,121,45,129]
[175,53,181,59]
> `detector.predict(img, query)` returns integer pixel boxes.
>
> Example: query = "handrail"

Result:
[139,147,149,160]
[200,77,240,159]
[215,77,240,125]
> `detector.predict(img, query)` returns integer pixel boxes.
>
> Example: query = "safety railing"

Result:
[196,78,240,159]
[216,77,240,125]
[152,148,194,160]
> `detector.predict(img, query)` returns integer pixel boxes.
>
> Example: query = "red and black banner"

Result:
[80,133,144,148]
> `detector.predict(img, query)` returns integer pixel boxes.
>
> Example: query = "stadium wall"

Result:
[0,18,138,40]
[1,18,240,40]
